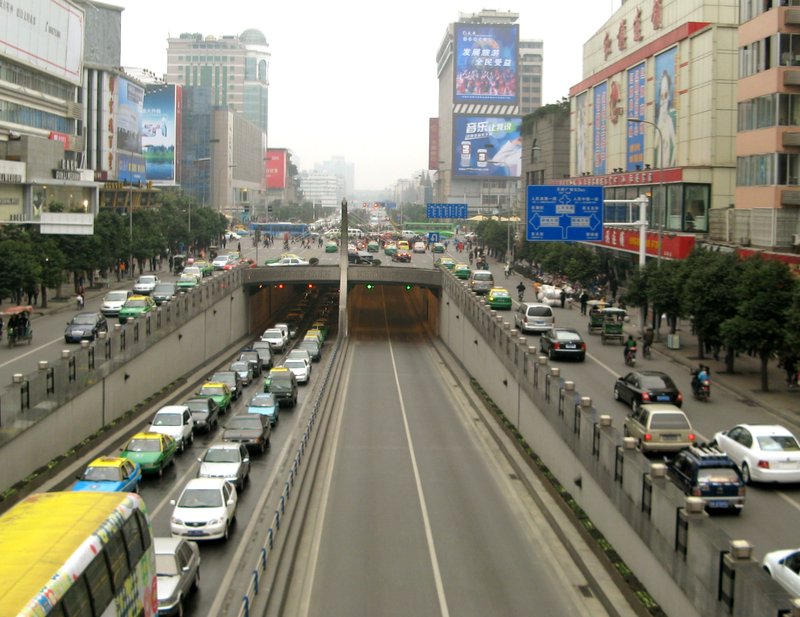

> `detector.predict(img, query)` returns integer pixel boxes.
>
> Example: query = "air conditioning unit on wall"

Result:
[793,234,800,246]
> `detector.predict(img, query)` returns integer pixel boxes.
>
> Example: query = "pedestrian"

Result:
[579,290,589,315]
[559,289,567,309]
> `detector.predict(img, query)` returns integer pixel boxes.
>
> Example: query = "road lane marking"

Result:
[0,336,64,368]
[777,490,800,513]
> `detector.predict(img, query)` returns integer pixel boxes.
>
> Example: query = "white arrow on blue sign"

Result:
[526,186,604,242]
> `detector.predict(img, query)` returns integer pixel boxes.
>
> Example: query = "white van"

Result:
[514,303,555,333]
[347,228,364,239]
[468,270,494,295]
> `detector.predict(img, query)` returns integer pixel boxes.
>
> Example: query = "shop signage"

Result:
[597,226,696,260]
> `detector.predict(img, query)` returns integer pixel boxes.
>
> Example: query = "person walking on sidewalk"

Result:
[579,290,589,315]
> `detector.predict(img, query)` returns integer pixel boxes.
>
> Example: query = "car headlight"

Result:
[171,517,183,525]
[208,518,221,525]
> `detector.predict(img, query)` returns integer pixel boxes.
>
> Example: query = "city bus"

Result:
[401,222,458,238]
[0,492,157,617]
[249,221,310,237]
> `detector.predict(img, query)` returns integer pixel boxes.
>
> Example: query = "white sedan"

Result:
[282,358,310,383]
[170,477,238,541]
[762,548,800,596]
[267,256,310,266]
[712,424,800,484]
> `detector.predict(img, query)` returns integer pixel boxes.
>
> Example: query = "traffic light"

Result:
[275,283,285,289]
[365,283,375,290]
[404,284,414,291]
[307,283,315,289]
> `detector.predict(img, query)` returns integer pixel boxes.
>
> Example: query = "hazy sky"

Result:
[113,0,623,190]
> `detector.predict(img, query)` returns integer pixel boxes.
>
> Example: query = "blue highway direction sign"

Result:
[526,186,603,242]
[427,203,468,219]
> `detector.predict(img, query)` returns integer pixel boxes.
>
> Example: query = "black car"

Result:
[184,397,220,432]
[539,328,586,361]
[238,350,264,377]
[152,281,177,305]
[222,413,271,454]
[667,446,745,514]
[250,342,274,370]
[210,371,243,401]
[348,251,373,264]
[613,370,683,411]
[64,311,108,343]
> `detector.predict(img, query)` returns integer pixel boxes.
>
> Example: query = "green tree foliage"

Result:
[0,239,41,302]
[646,260,685,334]
[720,257,796,391]
[512,241,602,286]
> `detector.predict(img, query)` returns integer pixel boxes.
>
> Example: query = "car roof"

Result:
[156,405,188,414]
[553,327,580,334]
[205,442,243,450]
[130,431,167,440]
[183,477,228,490]
[127,295,150,301]
[731,424,795,436]
[88,456,128,468]
[202,381,227,388]
[153,536,185,553]
[639,403,687,413]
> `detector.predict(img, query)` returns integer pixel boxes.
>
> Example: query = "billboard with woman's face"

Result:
[454,24,519,104]
[654,47,678,168]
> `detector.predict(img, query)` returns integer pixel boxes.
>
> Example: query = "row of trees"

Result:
[0,192,227,307]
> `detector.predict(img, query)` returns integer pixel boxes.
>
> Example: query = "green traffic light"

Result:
[404,284,413,291]
[366,283,375,290]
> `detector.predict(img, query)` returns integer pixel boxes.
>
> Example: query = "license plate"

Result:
[565,343,576,349]
[661,434,678,441]
[709,500,729,508]
[657,395,671,401]
[187,530,204,536]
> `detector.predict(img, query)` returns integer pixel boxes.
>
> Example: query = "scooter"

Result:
[624,346,637,367]
[691,372,711,402]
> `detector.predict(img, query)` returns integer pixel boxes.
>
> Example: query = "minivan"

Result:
[468,270,494,295]
[515,303,555,333]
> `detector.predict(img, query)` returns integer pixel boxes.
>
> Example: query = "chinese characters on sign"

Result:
[626,63,646,171]
[526,186,604,242]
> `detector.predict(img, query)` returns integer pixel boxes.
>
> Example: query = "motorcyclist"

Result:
[624,335,637,363]
[692,364,710,395]
[504,262,511,278]
[642,327,654,358]
[516,281,526,301]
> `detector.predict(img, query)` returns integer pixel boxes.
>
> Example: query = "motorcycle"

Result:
[691,370,711,402]
[517,287,525,302]
[624,346,637,367]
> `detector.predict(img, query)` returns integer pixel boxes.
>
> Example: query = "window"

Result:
[104,533,130,590]
[683,184,709,232]
[84,554,113,611]
[60,577,92,617]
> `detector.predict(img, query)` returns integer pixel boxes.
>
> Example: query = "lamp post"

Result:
[627,118,664,265]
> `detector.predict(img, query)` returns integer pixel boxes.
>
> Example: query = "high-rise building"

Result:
[300,171,342,212]
[433,10,524,219]
[166,30,270,220]
[315,156,354,198]
[518,39,544,115]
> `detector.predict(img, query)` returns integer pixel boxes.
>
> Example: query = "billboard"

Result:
[266,149,287,189]
[0,0,84,85]
[592,82,607,176]
[454,24,518,104]
[626,63,646,172]
[453,116,522,178]
[428,118,439,170]
[113,76,145,184]
[143,85,178,183]
[575,92,588,176]
[654,47,678,168]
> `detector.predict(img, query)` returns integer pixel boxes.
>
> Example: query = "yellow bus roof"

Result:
[0,492,145,615]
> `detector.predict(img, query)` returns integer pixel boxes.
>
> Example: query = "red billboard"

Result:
[266,149,287,189]
[597,227,696,260]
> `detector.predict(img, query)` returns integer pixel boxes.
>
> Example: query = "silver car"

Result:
[197,443,250,489]
[154,537,200,616]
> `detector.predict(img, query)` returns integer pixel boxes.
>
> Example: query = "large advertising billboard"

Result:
[626,63,646,172]
[0,0,84,86]
[575,92,588,176]
[113,76,145,184]
[143,85,178,183]
[453,116,522,178]
[592,82,607,176]
[454,24,518,104]
[654,47,678,168]
[266,149,287,189]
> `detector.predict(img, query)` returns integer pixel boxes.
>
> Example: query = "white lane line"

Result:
[385,291,451,617]
[777,490,800,513]
[0,336,64,368]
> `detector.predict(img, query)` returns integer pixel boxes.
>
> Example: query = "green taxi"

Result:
[176,272,200,290]
[453,263,471,279]
[384,243,397,256]
[435,256,456,270]
[196,381,233,414]
[120,432,177,477]
[311,320,329,339]
[432,242,445,253]
[325,241,338,253]
[194,260,213,277]
[367,240,379,253]
[487,287,513,310]
[118,294,156,323]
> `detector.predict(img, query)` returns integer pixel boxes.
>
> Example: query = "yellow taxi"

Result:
[397,240,410,251]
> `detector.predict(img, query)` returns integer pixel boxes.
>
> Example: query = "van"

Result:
[514,303,555,333]
[263,367,298,407]
[468,270,494,295]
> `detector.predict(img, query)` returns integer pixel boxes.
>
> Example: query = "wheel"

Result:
[623,425,630,437]
[193,568,200,590]
[632,399,641,414]
[157,466,163,478]
[222,523,229,541]
[176,599,184,617]
[259,441,266,455]
[188,432,194,446]
[178,439,185,453]
[548,349,555,360]
[613,386,621,401]
[741,463,752,485]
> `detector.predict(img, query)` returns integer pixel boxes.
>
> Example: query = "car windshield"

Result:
[105,291,128,302]
[180,274,196,281]
[757,435,800,451]
[200,386,226,396]
[82,467,121,481]
[474,273,492,281]
[178,488,222,508]
[212,373,235,384]
[137,277,156,284]
[156,553,179,576]
[640,375,674,389]
[203,449,241,463]
[299,342,318,351]
[284,360,305,369]
[492,290,509,298]
[528,306,552,317]
[231,362,249,372]
[71,314,97,325]
[697,468,740,484]
[185,400,208,413]
[153,284,174,293]
[649,413,690,430]
[152,413,181,426]
[556,331,582,342]
[125,439,160,452]
[250,395,275,407]
[125,299,148,308]
[227,417,261,430]
[264,330,281,338]
[270,381,292,392]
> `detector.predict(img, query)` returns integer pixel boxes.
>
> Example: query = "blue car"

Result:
[72,456,142,492]
[247,392,279,426]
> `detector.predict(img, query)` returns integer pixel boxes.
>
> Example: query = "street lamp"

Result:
[627,117,664,264]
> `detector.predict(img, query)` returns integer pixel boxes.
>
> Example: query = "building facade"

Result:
[567,0,739,260]
[518,39,544,115]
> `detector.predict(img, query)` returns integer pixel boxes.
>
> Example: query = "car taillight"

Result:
[738,486,746,496]
[688,433,696,442]
[580,342,586,350]
[692,487,702,496]
[677,393,683,402]
[553,342,561,349]
[643,433,652,442]
[642,392,651,401]
[757,460,770,469]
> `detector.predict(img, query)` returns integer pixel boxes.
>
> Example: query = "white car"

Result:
[267,256,310,266]
[100,290,132,316]
[282,358,311,384]
[261,328,287,352]
[712,424,800,484]
[197,443,250,490]
[133,275,159,295]
[762,548,800,596]
[287,349,312,366]
[148,406,195,452]
[413,241,426,253]
[170,477,238,541]
[182,266,202,280]
[154,537,200,616]
[213,254,234,270]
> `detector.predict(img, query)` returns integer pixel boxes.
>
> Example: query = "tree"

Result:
[29,232,67,308]
[720,257,796,391]
[0,239,41,303]
[646,259,685,334]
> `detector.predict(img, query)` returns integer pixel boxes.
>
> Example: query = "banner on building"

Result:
[592,82,607,176]
[626,63,646,171]
[143,85,178,183]
[654,47,678,168]
[453,116,522,178]
[266,149,287,189]
[453,23,519,104]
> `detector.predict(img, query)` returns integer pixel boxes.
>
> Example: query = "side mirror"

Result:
[197,458,202,463]
[169,499,176,505]
[243,458,250,464]
[227,498,235,506]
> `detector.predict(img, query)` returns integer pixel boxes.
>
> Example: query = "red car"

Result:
[392,250,412,263]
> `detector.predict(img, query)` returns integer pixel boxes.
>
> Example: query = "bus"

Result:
[0,492,157,617]
[249,222,310,238]
[401,222,458,239]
